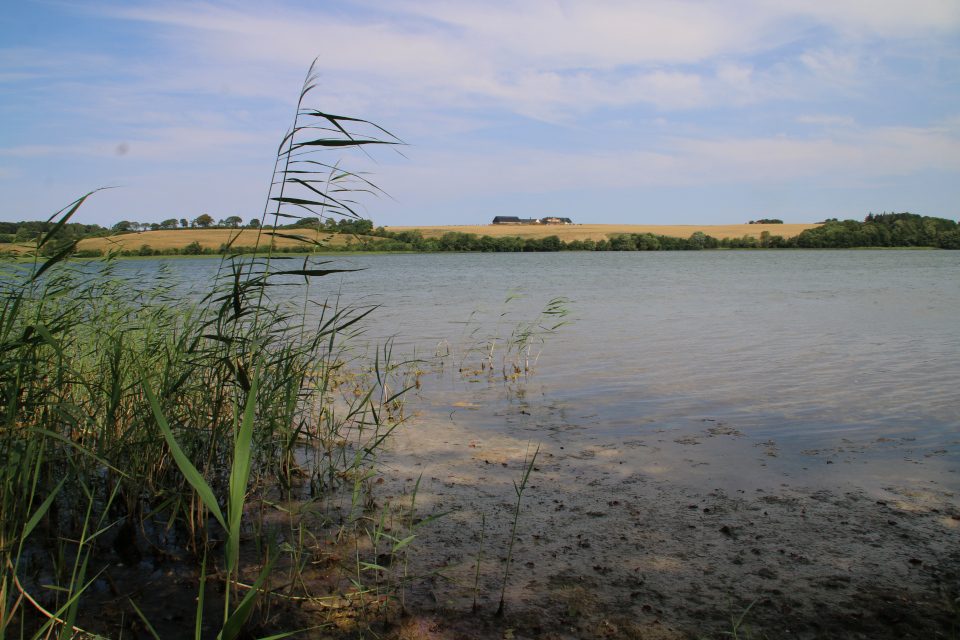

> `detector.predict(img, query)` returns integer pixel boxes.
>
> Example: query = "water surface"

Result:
[138,250,960,490]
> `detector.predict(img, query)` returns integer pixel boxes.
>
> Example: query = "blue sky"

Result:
[1,0,958,227]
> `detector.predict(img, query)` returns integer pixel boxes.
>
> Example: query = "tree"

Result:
[113,221,132,232]
[223,216,243,228]
[161,219,178,229]
[540,235,562,251]
[150,223,161,231]
[182,241,203,255]
[248,219,260,229]
[180,218,188,228]
[194,214,214,228]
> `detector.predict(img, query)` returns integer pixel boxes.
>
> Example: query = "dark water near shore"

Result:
[122,250,960,490]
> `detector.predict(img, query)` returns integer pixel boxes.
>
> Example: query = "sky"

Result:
[1,0,959,228]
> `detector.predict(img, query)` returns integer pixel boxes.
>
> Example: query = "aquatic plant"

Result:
[448,292,571,379]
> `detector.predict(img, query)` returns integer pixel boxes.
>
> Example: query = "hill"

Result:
[383,223,822,243]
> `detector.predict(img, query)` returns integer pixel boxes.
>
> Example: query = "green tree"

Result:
[160,219,178,229]
[180,218,188,228]
[635,233,661,251]
[223,216,243,228]
[540,235,562,251]
[182,241,204,255]
[193,214,214,228]
[609,234,636,251]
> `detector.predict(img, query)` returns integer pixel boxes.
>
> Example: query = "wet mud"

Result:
[371,393,960,640]
[16,392,957,640]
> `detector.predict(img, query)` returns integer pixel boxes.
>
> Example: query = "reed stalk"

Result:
[496,443,539,618]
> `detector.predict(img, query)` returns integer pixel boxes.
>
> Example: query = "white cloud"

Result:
[376,122,960,204]
[797,115,857,126]
[98,0,957,117]
[3,0,957,225]
[760,0,960,38]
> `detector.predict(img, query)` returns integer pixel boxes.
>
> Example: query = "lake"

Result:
[120,249,960,492]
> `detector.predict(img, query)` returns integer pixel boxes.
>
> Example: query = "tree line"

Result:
[3,212,958,257]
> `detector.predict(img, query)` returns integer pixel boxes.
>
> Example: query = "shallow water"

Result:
[133,250,960,491]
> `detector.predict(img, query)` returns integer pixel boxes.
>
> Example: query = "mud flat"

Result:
[375,398,960,640]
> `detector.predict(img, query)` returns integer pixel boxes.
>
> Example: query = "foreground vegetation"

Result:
[0,61,428,640]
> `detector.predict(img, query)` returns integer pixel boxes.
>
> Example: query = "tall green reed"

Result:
[0,59,406,639]
[496,443,539,618]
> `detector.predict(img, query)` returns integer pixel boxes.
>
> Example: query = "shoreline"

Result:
[372,391,960,639]
[0,245,943,265]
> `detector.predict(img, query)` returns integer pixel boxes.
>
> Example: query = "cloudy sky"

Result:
[1,0,958,227]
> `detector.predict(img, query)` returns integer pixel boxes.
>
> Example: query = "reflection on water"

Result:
[127,250,960,487]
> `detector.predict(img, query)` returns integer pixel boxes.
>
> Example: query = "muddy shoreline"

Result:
[22,389,956,639]
[372,396,960,640]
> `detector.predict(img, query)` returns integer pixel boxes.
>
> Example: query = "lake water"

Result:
[121,250,960,491]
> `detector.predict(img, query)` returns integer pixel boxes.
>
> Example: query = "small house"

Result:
[492,216,547,225]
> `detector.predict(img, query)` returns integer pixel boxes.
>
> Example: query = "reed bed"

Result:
[0,60,425,640]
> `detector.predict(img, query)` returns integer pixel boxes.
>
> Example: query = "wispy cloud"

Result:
[1,0,957,225]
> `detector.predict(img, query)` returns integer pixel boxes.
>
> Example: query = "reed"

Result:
[0,60,408,639]
[495,443,539,618]
[472,513,486,614]
[721,593,766,640]
[445,293,571,379]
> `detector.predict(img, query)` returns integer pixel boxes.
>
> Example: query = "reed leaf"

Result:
[142,371,227,530]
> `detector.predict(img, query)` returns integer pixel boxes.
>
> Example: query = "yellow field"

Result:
[71,228,355,253]
[384,223,822,242]
[0,222,823,255]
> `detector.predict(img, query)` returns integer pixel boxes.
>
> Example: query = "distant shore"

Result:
[381,222,820,243]
[37,223,817,254]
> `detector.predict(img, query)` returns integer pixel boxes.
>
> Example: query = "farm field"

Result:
[384,222,822,242]
[70,228,354,253]
[0,223,824,255]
